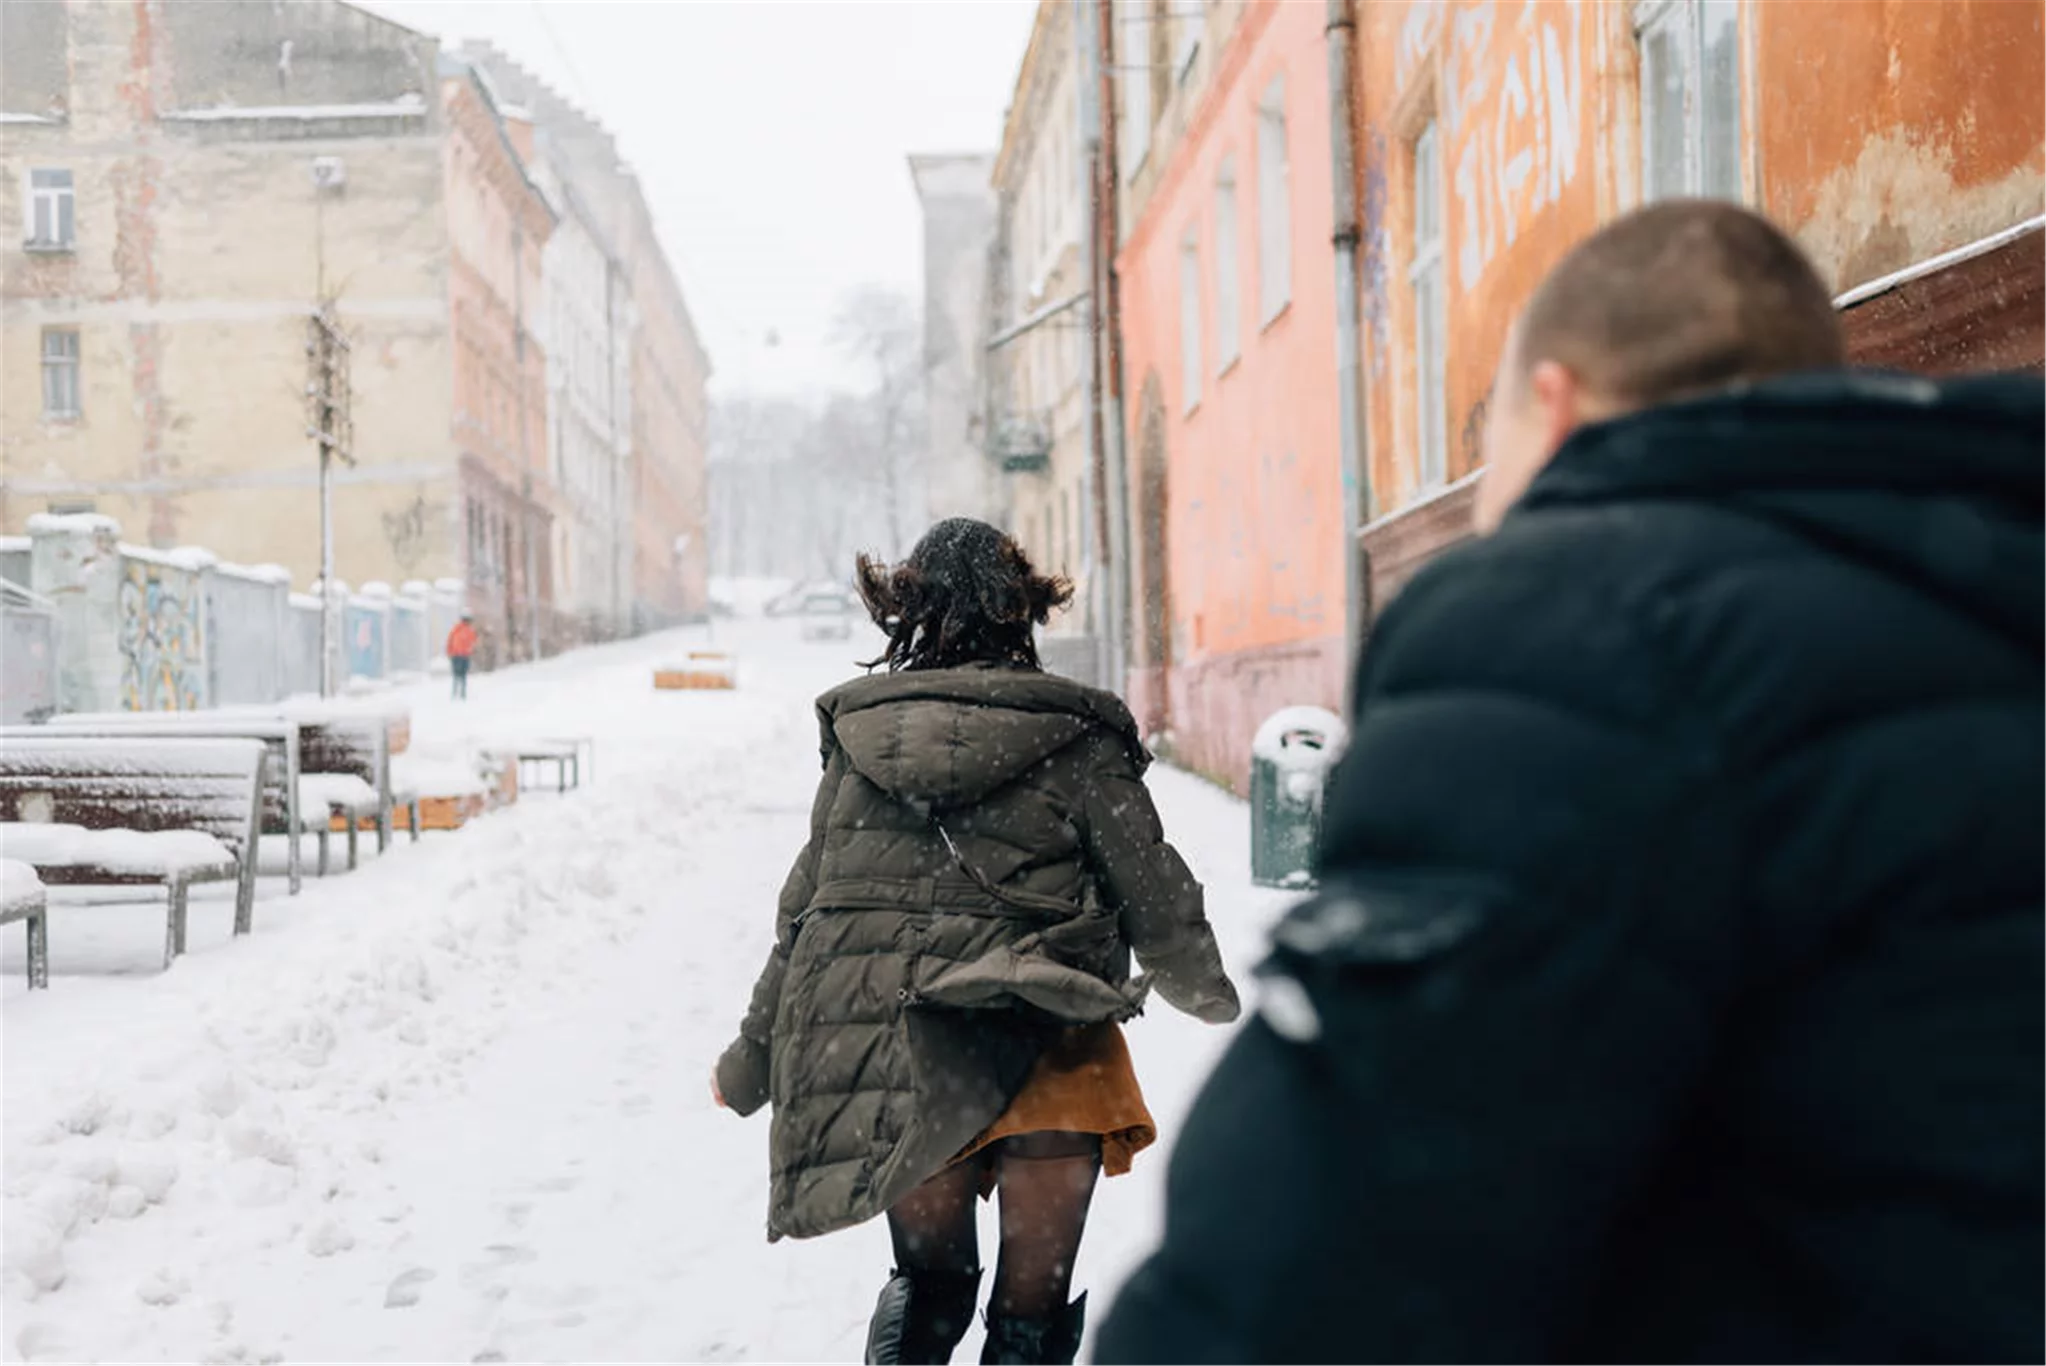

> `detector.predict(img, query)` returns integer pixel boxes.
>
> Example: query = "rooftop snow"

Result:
[24,512,119,536]
[159,93,426,123]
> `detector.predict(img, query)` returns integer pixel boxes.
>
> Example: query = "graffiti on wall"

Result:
[382,495,440,574]
[119,559,205,710]
[1444,0,1586,291]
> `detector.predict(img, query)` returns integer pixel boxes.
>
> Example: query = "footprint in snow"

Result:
[384,1268,437,1309]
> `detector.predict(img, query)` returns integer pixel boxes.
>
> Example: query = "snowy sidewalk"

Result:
[1,623,1290,1363]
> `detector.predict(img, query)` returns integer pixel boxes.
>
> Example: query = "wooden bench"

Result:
[655,652,737,691]
[20,718,310,894]
[0,736,266,969]
[2,859,48,989]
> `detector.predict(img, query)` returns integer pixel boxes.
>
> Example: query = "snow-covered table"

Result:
[0,735,267,968]
[1,858,48,989]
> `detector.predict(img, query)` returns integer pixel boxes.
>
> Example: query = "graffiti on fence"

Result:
[118,559,205,710]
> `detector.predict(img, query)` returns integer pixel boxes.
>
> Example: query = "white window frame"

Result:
[25,167,75,251]
[1636,0,1743,202]
[41,327,81,420]
[1121,1,1154,179]
[1411,122,1447,489]
[1179,225,1203,413]
[1256,76,1292,326]
[1214,157,1241,372]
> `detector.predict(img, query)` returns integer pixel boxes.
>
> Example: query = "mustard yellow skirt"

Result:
[954,1022,1157,1191]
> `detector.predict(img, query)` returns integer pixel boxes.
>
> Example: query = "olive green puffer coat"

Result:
[716,664,1239,1242]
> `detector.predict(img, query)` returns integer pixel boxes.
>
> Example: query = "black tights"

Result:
[887,1131,1102,1321]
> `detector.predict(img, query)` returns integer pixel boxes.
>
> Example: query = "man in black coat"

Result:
[1097,200,2043,1364]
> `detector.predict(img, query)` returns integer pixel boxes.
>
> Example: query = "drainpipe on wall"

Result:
[1088,0,1137,699]
[1075,0,1109,685]
[1325,0,1371,704]
[1093,0,1132,700]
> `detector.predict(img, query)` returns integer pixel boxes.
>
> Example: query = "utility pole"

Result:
[306,304,353,699]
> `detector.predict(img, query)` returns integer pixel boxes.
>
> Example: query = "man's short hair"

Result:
[1513,199,1844,408]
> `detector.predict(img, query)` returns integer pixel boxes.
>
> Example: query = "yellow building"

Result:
[0,0,461,588]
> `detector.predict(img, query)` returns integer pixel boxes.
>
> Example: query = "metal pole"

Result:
[1326,0,1371,697]
[1074,0,1106,682]
[319,442,335,697]
[1093,0,1132,699]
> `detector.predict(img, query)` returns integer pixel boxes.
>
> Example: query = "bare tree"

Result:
[830,286,924,559]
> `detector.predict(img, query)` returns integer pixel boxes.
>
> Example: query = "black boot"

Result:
[979,1292,1087,1365]
[865,1267,983,1365]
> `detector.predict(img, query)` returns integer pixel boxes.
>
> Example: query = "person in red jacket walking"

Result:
[446,614,478,700]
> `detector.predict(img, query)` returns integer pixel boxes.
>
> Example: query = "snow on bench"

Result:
[1,858,48,990]
[0,736,267,969]
[391,751,494,832]
[298,773,382,874]
[17,717,311,895]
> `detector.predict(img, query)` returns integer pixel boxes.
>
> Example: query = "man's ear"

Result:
[1526,359,1584,457]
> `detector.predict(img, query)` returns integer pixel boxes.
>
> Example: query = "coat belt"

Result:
[807,875,1078,920]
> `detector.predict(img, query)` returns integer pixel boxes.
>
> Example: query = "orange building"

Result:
[442,57,555,666]
[1350,0,2044,607]
[1115,0,1350,789]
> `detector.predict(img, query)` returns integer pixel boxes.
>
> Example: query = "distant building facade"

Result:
[0,0,458,588]
[0,2,711,657]
[441,57,555,664]
[909,154,1002,532]
[458,42,714,627]
[1113,0,1350,784]
[1349,0,2045,610]
[987,3,1099,676]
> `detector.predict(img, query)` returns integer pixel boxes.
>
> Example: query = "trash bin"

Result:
[1249,706,1349,889]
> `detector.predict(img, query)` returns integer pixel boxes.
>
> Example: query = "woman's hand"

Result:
[710,1070,728,1109]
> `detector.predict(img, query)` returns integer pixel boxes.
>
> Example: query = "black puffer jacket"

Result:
[718,665,1237,1243]
[1099,371,2043,1363]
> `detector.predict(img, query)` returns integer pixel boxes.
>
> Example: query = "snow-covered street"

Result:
[2,621,1289,1363]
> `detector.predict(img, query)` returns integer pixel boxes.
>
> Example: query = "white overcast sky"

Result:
[361,1,1034,399]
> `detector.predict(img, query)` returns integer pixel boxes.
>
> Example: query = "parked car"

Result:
[799,590,857,642]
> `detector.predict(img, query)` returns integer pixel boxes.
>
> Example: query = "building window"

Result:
[1121,0,1154,178]
[1637,0,1743,202]
[26,168,74,251]
[1412,122,1447,489]
[1256,77,1291,325]
[1214,158,1241,371]
[1179,226,1202,413]
[40,328,80,419]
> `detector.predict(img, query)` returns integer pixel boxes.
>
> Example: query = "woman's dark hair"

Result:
[856,518,1074,672]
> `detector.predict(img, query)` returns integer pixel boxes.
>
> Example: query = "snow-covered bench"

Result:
[296,715,398,853]
[299,773,379,874]
[2,859,48,989]
[0,736,266,968]
[19,717,310,894]
[392,750,492,832]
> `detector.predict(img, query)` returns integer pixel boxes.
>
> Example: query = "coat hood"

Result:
[819,665,1145,810]
[1522,370,2044,654]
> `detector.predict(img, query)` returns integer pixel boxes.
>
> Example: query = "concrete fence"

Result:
[8,514,472,715]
